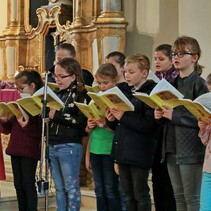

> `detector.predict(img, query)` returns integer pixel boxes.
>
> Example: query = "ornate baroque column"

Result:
[6,0,26,35]
[0,0,28,80]
[94,0,127,66]
[72,0,85,27]
[101,0,121,11]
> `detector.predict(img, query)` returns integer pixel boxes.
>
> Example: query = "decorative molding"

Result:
[0,0,127,79]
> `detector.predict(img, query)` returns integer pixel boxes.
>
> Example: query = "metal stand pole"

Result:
[37,39,66,210]
[37,71,50,211]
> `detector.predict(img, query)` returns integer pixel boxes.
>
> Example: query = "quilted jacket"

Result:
[162,71,208,164]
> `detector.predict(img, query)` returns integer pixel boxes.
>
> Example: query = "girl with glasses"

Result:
[0,70,43,211]
[154,36,208,211]
[48,57,90,211]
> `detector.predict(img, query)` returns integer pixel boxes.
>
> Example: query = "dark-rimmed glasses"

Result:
[52,74,72,80]
[171,51,194,58]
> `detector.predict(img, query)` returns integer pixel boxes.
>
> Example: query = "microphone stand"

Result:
[37,69,50,211]
[37,39,66,211]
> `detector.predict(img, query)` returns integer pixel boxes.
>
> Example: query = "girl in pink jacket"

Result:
[198,119,211,211]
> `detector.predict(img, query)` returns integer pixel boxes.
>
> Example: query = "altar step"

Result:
[0,177,155,211]
[0,180,96,211]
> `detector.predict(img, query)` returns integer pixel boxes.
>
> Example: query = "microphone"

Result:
[54,39,66,47]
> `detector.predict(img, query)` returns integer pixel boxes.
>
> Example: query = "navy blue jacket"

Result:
[107,81,161,170]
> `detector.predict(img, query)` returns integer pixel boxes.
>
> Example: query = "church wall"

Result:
[178,0,211,78]
[0,1,211,78]
[123,0,211,79]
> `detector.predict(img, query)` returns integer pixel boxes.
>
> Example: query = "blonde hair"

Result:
[125,54,150,71]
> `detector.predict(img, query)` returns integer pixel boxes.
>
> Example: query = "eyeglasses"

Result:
[52,74,72,80]
[14,85,29,92]
[171,51,194,58]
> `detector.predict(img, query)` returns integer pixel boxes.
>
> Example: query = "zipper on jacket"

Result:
[56,124,59,134]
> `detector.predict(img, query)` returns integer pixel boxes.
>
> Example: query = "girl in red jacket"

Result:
[0,70,43,211]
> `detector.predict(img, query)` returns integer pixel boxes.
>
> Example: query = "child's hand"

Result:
[85,154,92,173]
[87,119,97,129]
[106,108,116,122]
[0,110,11,123]
[110,108,124,120]
[162,105,173,120]
[17,115,29,128]
[0,116,8,123]
[49,108,56,119]
[198,119,209,135]
[114,163,119,175]
[85,140,92,173]
[154,107,163,119]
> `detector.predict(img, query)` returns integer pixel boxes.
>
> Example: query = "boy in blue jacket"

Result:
[106,54,160,211]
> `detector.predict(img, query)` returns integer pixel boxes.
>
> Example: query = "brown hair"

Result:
[95,63,118,81]
[55,43,76,58]
[155,44,172,59]
[172,36,203,75]
[105,51,126,67]
[56,57,85,92]
[15,70,43,91]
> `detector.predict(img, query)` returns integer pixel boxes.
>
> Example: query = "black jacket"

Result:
[162,71,208,164]
[108,81,160,170]
[49,81,90,145]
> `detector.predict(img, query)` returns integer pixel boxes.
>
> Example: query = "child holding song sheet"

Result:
[0,70,43,211]
[48,57,90,211]
[154,36,208,211]
[106,54,160,211]
[85,63,122,211]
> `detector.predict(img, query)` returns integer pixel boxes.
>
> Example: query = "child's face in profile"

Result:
[55,49,72,63]
[172,47,197,72]
[95,75,116,92]
[15,77,35,96]
[154,50,172,73]
[124,62,148,89]
[54,64,75,90]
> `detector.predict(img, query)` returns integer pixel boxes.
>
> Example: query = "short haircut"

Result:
[105,51,125,67]
[125,54,150,71]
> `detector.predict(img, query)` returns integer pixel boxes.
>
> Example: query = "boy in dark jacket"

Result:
[106,54,160,211]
